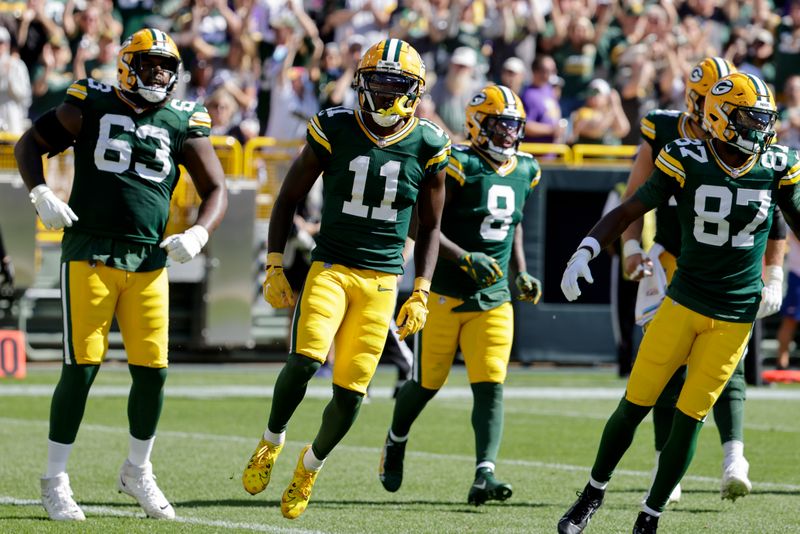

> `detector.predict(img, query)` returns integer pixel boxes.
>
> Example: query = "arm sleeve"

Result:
[770,206,787,240]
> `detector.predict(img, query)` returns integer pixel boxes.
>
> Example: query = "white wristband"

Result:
[764,265,784,285]
[187,224,209,248]
[578,236,601,259]
[622,239,643,258]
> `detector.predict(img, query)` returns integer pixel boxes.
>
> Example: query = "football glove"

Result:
[263,252,295,309]
[756,265,784,319]
[29,184,78,230]
[396,278,430,341]
[561,249,594,302]
[159,225,208,264]
[458,252,503,287]
[515,271,542,304]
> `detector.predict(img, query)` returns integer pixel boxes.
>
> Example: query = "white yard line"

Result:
[2,417,799,492]
[0,496,329,533]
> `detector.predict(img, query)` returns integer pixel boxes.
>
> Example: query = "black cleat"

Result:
[558,483,605,534]
[467,467,513,506]
[632,511,659,533]
[378,432,406,492]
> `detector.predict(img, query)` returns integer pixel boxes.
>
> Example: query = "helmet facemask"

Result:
[475,114,525,162]
[356,71,420,127]
[131,52,180,103]
[707,103,776,155]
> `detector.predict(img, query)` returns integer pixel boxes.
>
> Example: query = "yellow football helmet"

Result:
[465,84,527,162]
[704,72,777,155]
[117,28,181,104]
[685,56,735,124]
[354,39,425,127]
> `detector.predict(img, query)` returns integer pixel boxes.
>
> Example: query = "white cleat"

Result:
[721,457,752,501]
[41,473,86,521]
[118,460,176,519]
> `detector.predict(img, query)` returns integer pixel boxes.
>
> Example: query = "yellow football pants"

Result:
[291,261,397,394]
[417,292,513,389]
[61,261,169,367]
[626,298,751,420]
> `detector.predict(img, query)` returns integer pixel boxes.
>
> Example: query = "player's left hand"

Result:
[515,271,542,304]
[396,278,431,340]
[561,249,594,302]
[159,225,209,264]
[756,265,784,319]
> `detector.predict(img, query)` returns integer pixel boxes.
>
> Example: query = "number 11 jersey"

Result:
[306,108,451,274]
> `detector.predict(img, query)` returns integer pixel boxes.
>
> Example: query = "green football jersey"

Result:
[635,138,800,322]
[61,78,211,270]
[306,108,451,274]
[431,144,541,309]
[640,109,704,257]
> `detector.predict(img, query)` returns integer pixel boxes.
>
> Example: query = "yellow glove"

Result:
[396,277,430,341]
[262,252,295,309]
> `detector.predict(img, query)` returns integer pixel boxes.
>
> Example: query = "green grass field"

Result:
[1,363,798,533]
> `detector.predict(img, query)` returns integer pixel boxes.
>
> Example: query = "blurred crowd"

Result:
[0,0,799,148]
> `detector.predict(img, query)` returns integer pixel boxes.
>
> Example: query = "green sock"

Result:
[49,364,100,443]
[646,411,704,511]
[267,353,321,434]
[312,385,363,459]
[471,382,504,465]
[390,379,437,437]
[713,358,746,444]
[128,365,167,439]
[652,367,684,450]
[591,398,651,483]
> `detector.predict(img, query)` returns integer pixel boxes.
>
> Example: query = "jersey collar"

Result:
[355,111,418,147]
[472,145,518,176]
[707,140,758,178]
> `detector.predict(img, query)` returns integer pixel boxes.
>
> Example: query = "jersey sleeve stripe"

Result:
[655,154,686,187]
[640,118,656,140]
[780,162,800,187]
[446,163,466,185]
[66,82,88,100]
[307,117,332,153]
[530,167,542,189]
[425,142,451,169]
[189,111,212,128]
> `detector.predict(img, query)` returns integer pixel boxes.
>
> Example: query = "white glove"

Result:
[561,248,594,302]
[29,184,78,230]
[756,265,784,319]
[159,225,209,264]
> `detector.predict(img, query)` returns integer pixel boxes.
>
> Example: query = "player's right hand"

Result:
[29,184,78,230]
[560,249,594,302]
[458,252,503,287]
[262,252,295,309]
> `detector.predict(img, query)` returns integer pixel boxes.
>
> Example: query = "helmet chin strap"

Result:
[484,140,516,162]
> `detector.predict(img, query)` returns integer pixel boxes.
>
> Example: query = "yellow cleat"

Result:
[242,438,283,495]
[281,444,320,519]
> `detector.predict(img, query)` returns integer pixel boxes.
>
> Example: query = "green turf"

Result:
[1,364,798,533]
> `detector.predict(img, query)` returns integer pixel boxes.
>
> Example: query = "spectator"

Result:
[568,78,630,145]
[74,30,118,85]
[205,87,240,137]
[0,26,32,134]
[326,35,363,110]
[777,233,800,370]
[312,41,343,108]
[429,45,481,139]
[777,75,800,149]
[327,0,395,49]
[17,0,65,76]
[550,15,599,118]
[739,27,775,84]
[773,0,800,100]
[521,53,565,143]
[498,56,526,96]
[30,36,73,121]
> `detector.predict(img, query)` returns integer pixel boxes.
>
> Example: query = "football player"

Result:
[14,29,228,521]
[618,57,786,504]
[241,39,450,519]
[378,85,542,505]
[558,72,800,534]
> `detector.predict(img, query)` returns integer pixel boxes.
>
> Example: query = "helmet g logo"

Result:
[711,80,733,95]
[469,93,487,106]
[689,67,703,83]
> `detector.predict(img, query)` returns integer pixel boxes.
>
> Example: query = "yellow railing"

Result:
[242,137,304,220]
[519,142,573,165]
[572,144,638,165]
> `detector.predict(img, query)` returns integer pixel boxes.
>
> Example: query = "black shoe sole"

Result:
[467,485,513,506]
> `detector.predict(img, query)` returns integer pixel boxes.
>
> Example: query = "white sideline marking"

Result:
[2,383,800,400]
[2,417,799,492]
[0,496,328,533]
